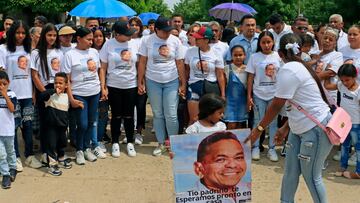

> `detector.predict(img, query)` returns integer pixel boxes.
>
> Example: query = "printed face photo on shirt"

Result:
[17,55,28,70]
[50,58,60,71]
[258,62,279,86]
[152,43,174,64]
[87,59,97,72]
[80,58,97,82]
[113,48,132,70]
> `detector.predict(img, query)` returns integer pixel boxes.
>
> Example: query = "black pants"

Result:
[46,125,67,163]
[135,93,147,131]
[108,86,137,144]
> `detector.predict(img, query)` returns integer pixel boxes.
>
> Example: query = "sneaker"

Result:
[16,158,23,172]
[333,151,341,161]
[251,148,260,161]
[84,148,97,162]
[134,134,143,145]
[93,146,107,159]
[9,169,17,182]
[267,148,279,162]
[153,144,166,156]
[1,176,11,189]
[40,153,48,167]
[112,143,120,158]
[122,137,127,144]
[348,153,357,166]
[48,165,62,176]
[25,155,42,169]
[99,142,107,153]
[58,158,72,169]
[127,143,136,157]
[76,151,85,165]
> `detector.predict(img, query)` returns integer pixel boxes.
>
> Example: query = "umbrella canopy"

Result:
[69,0,136,18]
[138,12,160,25]
[209,3,257,22]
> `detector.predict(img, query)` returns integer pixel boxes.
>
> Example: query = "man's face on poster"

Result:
[195,139,246,190]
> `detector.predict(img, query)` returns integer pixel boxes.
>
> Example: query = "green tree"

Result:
[173,0,210,23]
[123,0,171,17]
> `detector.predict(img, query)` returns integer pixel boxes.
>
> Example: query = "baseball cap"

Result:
[58,26,76,36]
[155,17,173,32]
[191,26,214,40]
[112,21,136,36]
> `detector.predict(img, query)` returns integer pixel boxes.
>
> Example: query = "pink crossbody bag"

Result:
[288,98,352,145]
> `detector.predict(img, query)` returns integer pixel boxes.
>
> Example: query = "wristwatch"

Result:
[256,125,265,132]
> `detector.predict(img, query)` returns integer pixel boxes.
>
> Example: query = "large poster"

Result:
[171,129,251,203]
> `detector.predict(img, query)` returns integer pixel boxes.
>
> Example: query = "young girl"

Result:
[324,64,360,179]
[224,45,248,129]
[185,93,226,134]
[245,31,282,161]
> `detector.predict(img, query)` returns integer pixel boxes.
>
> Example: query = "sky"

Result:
[164,0,181,10]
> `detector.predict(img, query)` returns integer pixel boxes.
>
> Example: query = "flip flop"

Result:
[343,171,360,179]
[334,168,346,177]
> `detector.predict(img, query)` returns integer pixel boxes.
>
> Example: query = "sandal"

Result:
[334,168,346,177]
[343,171,360,179]
[58,158,72,169]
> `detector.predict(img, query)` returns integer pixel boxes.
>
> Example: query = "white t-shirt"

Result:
[269,24,292,51]
[0,45,32,99]
[179,30,188,46]
[63,48,100,97]
[138,33,185,83]
[185,47,224,84]
[337,30,349,50]
[99,38,138,89]
[338,82,360,124]
[60,43,76,55]
[209,40,229,59]
[319,51,343,101]
[0,90,16,136]
[275,61,330,134]
[185,121,227,134]
[30,48,64,86]
[245,51,282,100]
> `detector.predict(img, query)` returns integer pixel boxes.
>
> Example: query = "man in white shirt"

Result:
[171,14,188,45]
[268,14,292,51]
[329,14,349,50]
[209,21,229,59]
[292,16,320,54]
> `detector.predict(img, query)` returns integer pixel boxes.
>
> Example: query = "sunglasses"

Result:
[130,24,139,27]
[295,26,308,31]
[91,26,104,32]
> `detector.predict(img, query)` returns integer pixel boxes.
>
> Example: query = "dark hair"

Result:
[171,14,184,21]
[36,23,60,81]
[75,26,92,38]
[198,94,226,120]
[4,16,15,21]
[231,45,245,55]
[269,14,283,25]
[0,70,9,82]
[6,20,31,53]
[91,28,106,49]
[35,16,48,25]
[197,131,242,162]
[85,17,99,26]
[148,19,156,25]
[221,27,237,44]
[293,16,308,26]
[256,31,274,52]
[300,33,315,46]
[349,24,360,31]
[279,33,329,104]
[240,14,256,25]
[129,17,144,38]
[338,64,357,78]
[55,72,68,83]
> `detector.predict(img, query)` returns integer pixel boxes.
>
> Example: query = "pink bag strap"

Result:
[323,87,338,108]
[288,100,328,132]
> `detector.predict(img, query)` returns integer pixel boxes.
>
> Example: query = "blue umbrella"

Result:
[209,2,257,22]
[69,0,136,18]
[138,12,160,25]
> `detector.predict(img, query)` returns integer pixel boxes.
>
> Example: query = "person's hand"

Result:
[101,87,108,101]
[178,84,186,99]
[0,83,8,97]
[169,151,175,159]
[138,83,146,95]
[55,87,62,95]
[244,128,261,147]
[274,125,290,146]
[247,97,254,112]
[71,99,84,109]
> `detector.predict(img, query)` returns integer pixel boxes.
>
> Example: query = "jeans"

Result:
[14,98,34,158]
[253,95,277,149]
[146,78,179,144]
[68,107,77,145]
[74,93,100,151]
[0,136,16,176]
[97,100,109,142]
[280,114,333,203]
[340,124,360,173]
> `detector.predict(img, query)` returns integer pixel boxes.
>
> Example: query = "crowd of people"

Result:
[0,11,358,202]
